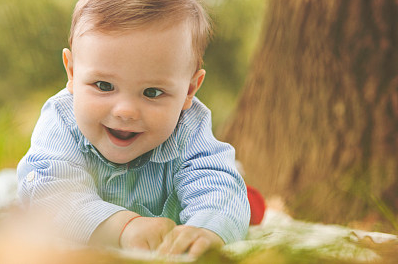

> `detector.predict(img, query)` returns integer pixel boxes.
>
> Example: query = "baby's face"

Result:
[63,21,205,164]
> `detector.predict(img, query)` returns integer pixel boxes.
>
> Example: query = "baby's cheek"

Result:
[150,111,179,131]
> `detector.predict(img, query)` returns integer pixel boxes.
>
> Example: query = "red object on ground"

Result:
[247,185,266,225]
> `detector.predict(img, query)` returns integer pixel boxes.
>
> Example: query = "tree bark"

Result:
[221,0,398,232]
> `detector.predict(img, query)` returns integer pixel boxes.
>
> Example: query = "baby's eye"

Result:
[95,81,114,91]
[143,88,164,98]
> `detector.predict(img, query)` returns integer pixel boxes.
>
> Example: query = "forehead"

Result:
[72,21,196,79]
[74,19,193,54]
[72,13,193,46]
[75,18,195,58]
[77,17,189,47]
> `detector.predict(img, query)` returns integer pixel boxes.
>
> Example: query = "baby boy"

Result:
[17,0,250,258]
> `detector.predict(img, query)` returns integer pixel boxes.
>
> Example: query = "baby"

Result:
[17,0,250,258]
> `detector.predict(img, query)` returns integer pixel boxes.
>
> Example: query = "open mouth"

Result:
[105,126,141,147]
[108,127,138,140]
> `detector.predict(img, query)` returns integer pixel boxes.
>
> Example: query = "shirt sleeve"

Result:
[17,97,126,244]
[174,110,250,244]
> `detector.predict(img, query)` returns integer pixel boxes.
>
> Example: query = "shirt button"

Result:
[26,171,35,182]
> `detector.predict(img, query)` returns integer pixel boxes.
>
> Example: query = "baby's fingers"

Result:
[158,225,224,258]
[168,229,198,255]
[159,232,210,259]
[157,228,179,254]
[158,226,195,255]
[187,236,211,258]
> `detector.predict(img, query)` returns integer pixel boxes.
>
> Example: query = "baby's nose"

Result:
[112,99,141,121]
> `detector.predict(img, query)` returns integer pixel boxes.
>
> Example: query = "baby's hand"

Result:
[157,225,225,258]
[119,217,176,250]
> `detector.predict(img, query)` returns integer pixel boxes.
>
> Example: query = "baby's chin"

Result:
[106,154,138,165]
[97,148,140,165]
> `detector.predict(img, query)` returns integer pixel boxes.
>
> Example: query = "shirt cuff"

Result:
[61,200,127,245]
[184,210,248,244]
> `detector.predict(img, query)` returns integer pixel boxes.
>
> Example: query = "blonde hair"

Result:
[69,0,212,69]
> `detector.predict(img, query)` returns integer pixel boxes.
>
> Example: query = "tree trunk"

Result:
[221,0,398,232]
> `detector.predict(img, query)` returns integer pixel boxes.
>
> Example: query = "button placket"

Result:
[106,168,127,185]
[128,151,152,169]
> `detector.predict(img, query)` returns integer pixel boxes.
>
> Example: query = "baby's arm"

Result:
[171,104,250,255]
[90,211,176,250]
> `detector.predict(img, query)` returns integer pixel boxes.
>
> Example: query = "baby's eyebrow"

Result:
[136,76,178,88]
[85,69,177,88]
[86,70,118,80]
[141,80,174,87]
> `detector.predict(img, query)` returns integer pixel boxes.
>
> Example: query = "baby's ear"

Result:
[62,48,74,94]
[182,69,206,110]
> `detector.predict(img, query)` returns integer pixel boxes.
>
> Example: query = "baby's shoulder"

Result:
[171,97,213,151]
[178,97,211,130]
[47,88,73,106]
[41,88,76,127]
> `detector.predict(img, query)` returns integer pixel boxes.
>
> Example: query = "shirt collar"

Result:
[78,136,91,153]
[150,133,179,163]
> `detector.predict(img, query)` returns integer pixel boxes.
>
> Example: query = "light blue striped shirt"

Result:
[17,88,250,245]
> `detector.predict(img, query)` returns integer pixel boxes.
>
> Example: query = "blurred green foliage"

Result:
[0,0,75,168]
[0,0,265,168]
[200,0,265,132]
[0,0,73,103]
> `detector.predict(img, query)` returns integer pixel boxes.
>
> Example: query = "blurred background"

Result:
[0,0,265,169]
